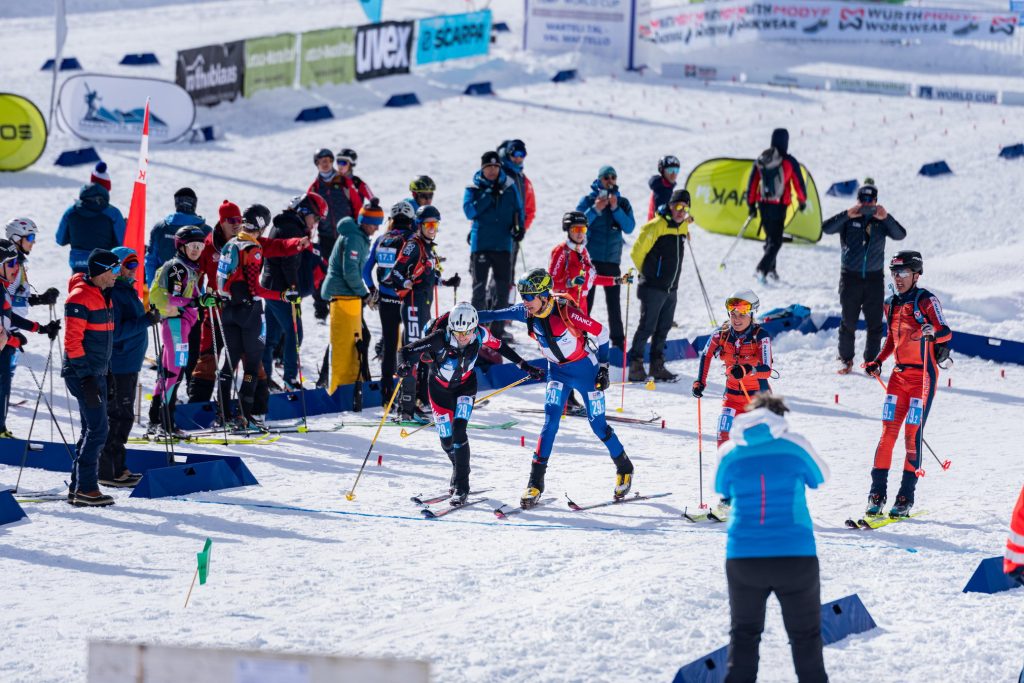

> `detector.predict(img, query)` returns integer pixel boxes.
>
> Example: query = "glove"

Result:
[799,201,807,212]
[518,361,546,381]
[198,292,220,308]
[282,288,301,304]
[863,360,882,376]
[511,225,526,243]
[29,287,60,306]
[921,323,935,338]
[748,204,758,218]
[691,381,705,398]
[81,375,102,409]
[571,275,586,287]
[12,331,27,351]
[145,308,162,325]
[729,364,752,380]
[617,272,635,285]
[365,288,379,311]
[396,361,414,378]
[402,279,413,291]
[37,320,61,340]
[441,274,461,288]
[595,364,610,391]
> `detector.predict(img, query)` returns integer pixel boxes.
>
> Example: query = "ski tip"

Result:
[421,509,437,519]
[493,508,507,519]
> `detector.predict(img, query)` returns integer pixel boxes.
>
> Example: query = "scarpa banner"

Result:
[57,74,195,143]
[684,158,822,243]
[416,10,492,65]
[244,33,297,97]
[524,0,632,67]
[635,1,1019,65]
[300,27,356,88]
[0,93,46,172]
[176,41,245,107]
[355,21,414,81]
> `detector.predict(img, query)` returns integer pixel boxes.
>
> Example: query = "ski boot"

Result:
[889,495,913,519]
[715,498,732,519]
[837,359,854,375]
[0,430,15,439]
[649,358,677,382]
[613,453,634,500]
[564,391,586,417]
[865,493,886,517]
[520,460,547,509]
[627,358,647,383]
[767,270,780,282]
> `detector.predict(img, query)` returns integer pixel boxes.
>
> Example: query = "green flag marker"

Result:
[197,538,212,585]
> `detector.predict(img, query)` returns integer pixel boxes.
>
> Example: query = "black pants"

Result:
[755,203,789,276]
[587,261,624,348]
[399,287,433,416]
[628,284,677,362]
[428,374,477,491]
[471,250,512,336]
[838,269,885,363]
[100,372,137,481]
[219,302,266,418]
[725,556,828,683]
[378,295,403,403]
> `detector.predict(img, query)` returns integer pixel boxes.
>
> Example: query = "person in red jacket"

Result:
[746,128,807,283]
[548,211,630,312]
[692,289,773,447]
[863,250,951,519]
[1006,485,1024,585]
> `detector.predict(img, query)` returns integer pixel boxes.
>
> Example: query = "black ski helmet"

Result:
[517,268,553,297]
[242,204,272,232]
[0,238,19,263]
[313,148,334,165]
[890,250,923,275]
[562,211,588,232]
[658,155,681,173]
[174,226,206,252]
[336,148,358,166]
[416,204,441,224]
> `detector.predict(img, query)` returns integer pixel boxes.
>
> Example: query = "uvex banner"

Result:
[416,10,492,65]
[244,33,297,97]
[300,27,356,88]
[685,158,822,243]
[0,93,46,172]
[355,21,414,81]
[58,74,195,143]
[176,41,244,107]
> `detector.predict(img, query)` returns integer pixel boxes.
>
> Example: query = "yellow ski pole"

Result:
[400,375,532,438]
[618,268,635,412]
[345,383,402,501]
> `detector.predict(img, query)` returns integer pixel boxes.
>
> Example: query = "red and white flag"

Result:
[124,97,150,297]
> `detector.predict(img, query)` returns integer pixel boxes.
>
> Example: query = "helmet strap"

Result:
[533,296,555,319]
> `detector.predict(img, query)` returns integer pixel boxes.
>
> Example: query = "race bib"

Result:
[435,413,452,438]
[455,395,473,421]
[906,397,923,426]
[587,390,605,419]
[881,394,898,422]
[174,342,189,369]
[545,380,564,406]
[718,407,737,434]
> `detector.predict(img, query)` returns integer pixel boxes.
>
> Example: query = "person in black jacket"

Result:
[260,194,323,389]
[821,183,907,374]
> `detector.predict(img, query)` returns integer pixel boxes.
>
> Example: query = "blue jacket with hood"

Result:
[576,179,635,264]
[56,184,126,272]
[463,169,523,253]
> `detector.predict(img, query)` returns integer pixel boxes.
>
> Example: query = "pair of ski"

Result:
[412,488,494,519]
[518,408,661,426]
[348,419,519,430]
[845,510,927,530]
[129,432,280,446]
[415,488,672,520]
[681,506,727,523]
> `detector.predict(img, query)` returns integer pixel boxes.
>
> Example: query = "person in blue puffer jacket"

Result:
[575,165,635,349]
[56,184,126,273]
[715,393,830,683]
[144,187,212,284]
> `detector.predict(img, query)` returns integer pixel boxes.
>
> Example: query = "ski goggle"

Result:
[568,224,587,233]
[452,328,475,340]
[224,216,242,225]
[671,203,689,213]
[726,298,753,315]
[511,151,526,160]
[122,259,139,271]
[336,159,351,166]
[19,234,36,243]
[419,219,440,231]
[890,268,912,278]
[414,192,434,200]
[664,166,680,174]
[1,257,18,268]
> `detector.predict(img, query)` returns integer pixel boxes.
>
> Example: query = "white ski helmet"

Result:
[390,201,416,221]
[726,288,759,314]
[448,302,479,334]
[5,217,38,241]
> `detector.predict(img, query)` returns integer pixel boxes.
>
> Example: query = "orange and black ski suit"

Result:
[696,323,773,446]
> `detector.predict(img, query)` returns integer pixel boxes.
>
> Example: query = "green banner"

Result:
[300,27,356,88]
[684,157,822,243]
[244,33,297,97]
[0,93,47,172]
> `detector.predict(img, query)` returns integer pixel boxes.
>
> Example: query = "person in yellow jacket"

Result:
[627,189,693,383]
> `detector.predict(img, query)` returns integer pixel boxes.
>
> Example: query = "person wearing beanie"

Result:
[56,183,127,272]
[576,164,635,351]
[320,197,384,395]
[463,149,524,343]
[626,188,694,382]
[90,162,111,191]
[62,248,119,506]
[308,147,375,321]
[144,187,211,285]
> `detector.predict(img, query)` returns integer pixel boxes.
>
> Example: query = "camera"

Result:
[860,205,877,217]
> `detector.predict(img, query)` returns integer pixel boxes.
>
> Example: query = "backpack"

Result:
[374,228,409,283]
[149,256,196,316]
[217,233,259,292]
[756,148,786,202]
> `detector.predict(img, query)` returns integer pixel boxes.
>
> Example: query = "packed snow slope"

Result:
[2,1,1023,681]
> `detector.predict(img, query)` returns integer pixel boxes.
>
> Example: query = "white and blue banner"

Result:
[415,10,492,65]
[58,73,195,143]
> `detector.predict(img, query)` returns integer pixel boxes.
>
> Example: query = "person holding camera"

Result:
[576,165,636,351]
[821,182,906,375]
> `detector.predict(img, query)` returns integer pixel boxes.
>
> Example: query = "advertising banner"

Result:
[176,41,244,107]
[58,74,195,143]
[244,33,297,97]
[831,77,911,96]
[416,10,492,65]
[635,1,1019,64]
[355,21,414,81]
[524,0,632,66]
[299,27,356,87]
[0,94,47,172]
[684,158,822,243]
[917,84,998,104]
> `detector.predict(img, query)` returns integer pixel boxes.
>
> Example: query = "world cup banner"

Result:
[58,74,196,143]
[0,93,47,172]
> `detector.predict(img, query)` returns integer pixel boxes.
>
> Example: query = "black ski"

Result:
[493,497,556,519]
[565,491,672,512]
[421,497,489,519]
[518,408,660,425]
[411,487,492,507]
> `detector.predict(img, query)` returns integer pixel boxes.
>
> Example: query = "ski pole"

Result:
[346,382,402,501]
[696,397,705,509]
[617,268,634,413]
[52,308,77,443]
[433,285,440,319]
[289,301,308,432]
[150,323,175,461]
[15,338,56,492]
[26,367,76,466]
[687,236,718,328]
[718,214,754,271]
[206,303,231,444]
[400,375,532,438]
[48,303,56,442]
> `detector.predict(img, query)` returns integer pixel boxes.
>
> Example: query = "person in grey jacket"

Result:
[821,182,906,374]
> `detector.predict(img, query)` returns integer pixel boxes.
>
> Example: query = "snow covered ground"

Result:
[2,0,1024,681]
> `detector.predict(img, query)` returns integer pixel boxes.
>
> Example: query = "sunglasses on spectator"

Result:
[890,268,912,278]
[602,174,617,181]
[415,192,434,200]
[97,262,121,275]
[664,166,680,174]
[726,298,752,315]
[225,217,243,225]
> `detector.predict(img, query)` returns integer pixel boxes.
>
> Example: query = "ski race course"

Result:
[2,0,1024,681]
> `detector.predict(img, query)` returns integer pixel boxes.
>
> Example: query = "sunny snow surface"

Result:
[1,1,1023,681]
